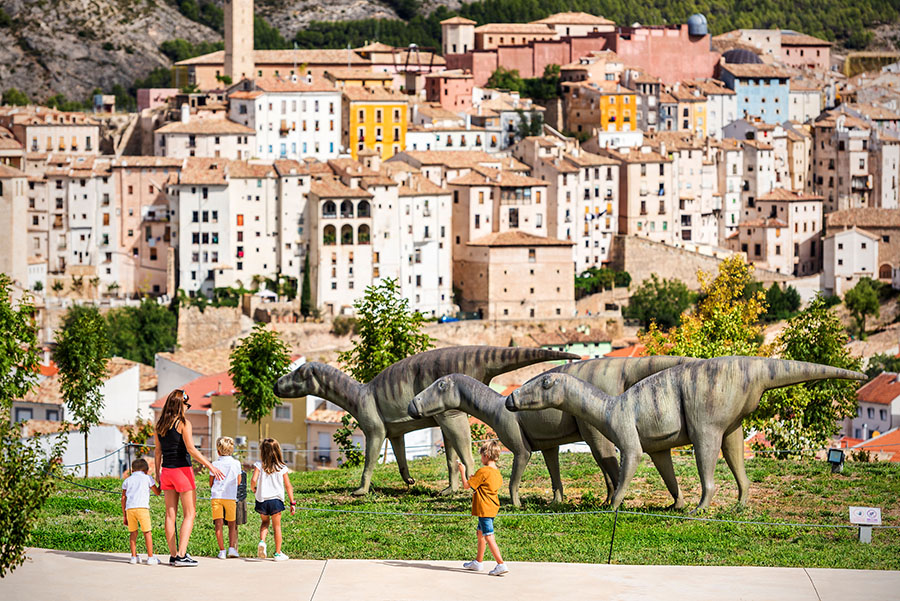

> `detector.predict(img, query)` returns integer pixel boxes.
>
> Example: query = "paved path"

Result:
[2,548,899,601]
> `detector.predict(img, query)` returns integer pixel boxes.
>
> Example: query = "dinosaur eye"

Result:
[541,376,553,390]
[438,379,447,391]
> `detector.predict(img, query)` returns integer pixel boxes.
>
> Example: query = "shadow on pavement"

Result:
[49,550,136,564]
[379,560,478,574]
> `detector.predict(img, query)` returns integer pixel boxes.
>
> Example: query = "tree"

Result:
[2,87,29,106]
[516,109,543,139]
[50,280,64,294]
[106,299,178,365]
[337,278,434,383]
[623,273,694,329]
[485,67,524,92]
[53,306,110,477]
[228,323,292,440]
[763,283,801,322]
[864,352,900,380]
[642,255,768,358]
[844,277,880,339]
[300,252,312,317]
[748,295,863,454]
[0,274,40,410]
[33,281,43,293]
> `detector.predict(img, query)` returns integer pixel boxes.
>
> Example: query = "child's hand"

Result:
[123,516,128,526]
[290,504,296,516]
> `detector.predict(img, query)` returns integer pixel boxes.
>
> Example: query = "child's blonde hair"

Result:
[479,440,501,462]
[259,438,286,474]
[216,436,235,456]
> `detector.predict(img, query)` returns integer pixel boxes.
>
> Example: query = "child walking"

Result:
[251,438,295,562]
[457,440,508,576]
[210,436,243,559]
[122,458,161,565]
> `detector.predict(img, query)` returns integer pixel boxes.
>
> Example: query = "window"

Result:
[14,408,33,422]
[867,407,875,418]
[237,214,244,226]
[46,409,59,421]
[528,248,536,263]
[274,404,292,421]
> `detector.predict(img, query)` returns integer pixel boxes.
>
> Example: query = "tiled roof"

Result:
[155,119,254,135]
[601,147,670,164]
[156,347,234,376]
[424,69,472,80]
[758,188,823,202]
[449,168,546,187]
[0,163,26,178]
[740,139,774,150]
[176,49,369,67]
[853,427,900,461]
[152,371,235,409]
[20,420,78,437]
[532,12,614,26]
[740,217,789,228]
[826,208,900,229]
[177,158,228,185]
[228,90,264,100]
[849,103,900,121]
[780,32,832,47]
[273,159,325,176]
[562,80,633,94]
[685,79,735,96]
[468,230,573,247]
[822,226,880,241]
[111,157,183,169]
[251,76,338,94]
[604,344,646,358]
[440,16,477,25]
[326,69,393,81]
[306,401,347,424]
[396,149,500,169]
[790,79,824,92]
[139,363,157,392]
[229,161,277,179]
[813,112,870,130]
[310,177,374,199]
[397,174,447,196]
[0,106,100,126]
[342,87,409,103]
[474,23,556,34]
[856,372,900,405]
[721,64,791,79]
[540,157,579,174]
[327,158,380,178]
[23,357,139,405]
[564,150,619,167]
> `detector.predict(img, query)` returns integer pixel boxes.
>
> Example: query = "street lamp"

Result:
[827,448,845,474]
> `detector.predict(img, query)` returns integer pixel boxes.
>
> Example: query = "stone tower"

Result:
[225,0,254,82]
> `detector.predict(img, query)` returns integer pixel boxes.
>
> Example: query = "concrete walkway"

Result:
[2,548,898,601]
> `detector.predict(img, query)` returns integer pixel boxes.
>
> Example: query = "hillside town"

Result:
[3,4,900,470]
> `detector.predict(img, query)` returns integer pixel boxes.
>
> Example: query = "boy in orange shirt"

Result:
[456,440,508,576]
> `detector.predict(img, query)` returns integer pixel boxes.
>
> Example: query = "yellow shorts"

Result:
[126,508,152,533]
[211,498,237,522]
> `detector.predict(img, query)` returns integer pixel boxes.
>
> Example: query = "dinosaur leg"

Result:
[389,435,415,486]
[578,421,619,505]
[721,425,751,507]
[648,451,684,510]
[542,446,565,505]
[609,444,641,510]
[435,412,475,495]
[509,451,531,507]
[692,434,724,513]
[352,424,386,496]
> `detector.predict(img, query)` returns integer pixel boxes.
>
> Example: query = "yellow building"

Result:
[670,86,708,137]
[210,393,309,472]
[342,87,409,160]
[562,80,636,135]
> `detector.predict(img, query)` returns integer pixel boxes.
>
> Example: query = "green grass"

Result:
[33,453,900,569]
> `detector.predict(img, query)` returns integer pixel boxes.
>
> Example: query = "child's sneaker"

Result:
[227,547,240,558]
[257,541,267,559]
[217,549,227,559]
[273,552,289,562]
[489,563,509,576]
[146,556,160,566]
[463,560,483,571]
[129,556,140,565]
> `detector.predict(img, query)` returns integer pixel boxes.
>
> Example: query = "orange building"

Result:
[562,80,637,135]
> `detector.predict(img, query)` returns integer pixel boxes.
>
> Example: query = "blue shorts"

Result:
[477,517,495,536]
[255,499,285,516]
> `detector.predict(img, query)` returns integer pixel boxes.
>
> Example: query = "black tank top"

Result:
[159,419,192,468]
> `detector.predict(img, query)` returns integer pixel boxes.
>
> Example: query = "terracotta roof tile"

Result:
[310,177,374,199]
[176,158,229,185]
[251,76,338,94]
[474,23,556,34]
[853,427,900,461]
[23,357,139,405]
[604,344,646,357]
[342,87,409,103]
[325,69,392,81]
[780,32,832,47]
[155,119,255,135]
[306,401,347,424]
[532,12,614,26]
[152,371,235,409]
[155,347,234,376]
[20,420,78,437]
[176,49,369,67]
[740,217,788,228]
[826,208,900,229]
[468,230,573,247]
[856,372,900,405]
[758,188,823,202]
[441,16,477,25]
[397,174,448,196]
[721,64,791,79]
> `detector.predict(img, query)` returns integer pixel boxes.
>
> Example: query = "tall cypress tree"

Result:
[300,250,311,317]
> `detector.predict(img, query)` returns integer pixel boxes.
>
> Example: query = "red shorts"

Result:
[160,466,196,492]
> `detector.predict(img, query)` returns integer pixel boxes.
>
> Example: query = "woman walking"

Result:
[154,389,224,566]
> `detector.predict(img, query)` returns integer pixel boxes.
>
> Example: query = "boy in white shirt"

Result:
[210,436,243,559]
[121,458,161,565]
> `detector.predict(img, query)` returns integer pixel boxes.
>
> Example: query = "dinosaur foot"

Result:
[666,498,686,511]
[351,487,369,497]
[439,485,458,496]
[404,477,415,486]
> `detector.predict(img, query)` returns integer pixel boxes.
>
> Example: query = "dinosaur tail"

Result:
[747,358,867,392]
[482,346,580,377]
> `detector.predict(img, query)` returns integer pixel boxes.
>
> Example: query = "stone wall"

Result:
[607,234,791,290]
[176,306,243,352]
[425,316,623,348]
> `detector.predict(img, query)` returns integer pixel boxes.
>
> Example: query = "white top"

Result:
[253,461,289,502]
[210,456,243,500]
[122,472,156,510]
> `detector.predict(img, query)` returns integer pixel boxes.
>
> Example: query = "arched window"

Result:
[341,224,353,245]
[323,224,336,245]
[357,200,371,218]
[323,201,336,218]
[340,200,354,218]
[880,264,892,280]
[358,224,370,244]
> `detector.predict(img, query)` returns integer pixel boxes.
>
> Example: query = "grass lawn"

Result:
[33,452,900,569]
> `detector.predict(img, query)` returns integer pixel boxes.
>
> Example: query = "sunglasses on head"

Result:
[178,390,191,408]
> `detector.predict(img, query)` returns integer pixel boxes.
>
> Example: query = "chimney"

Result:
[180,103,190,124]
[660,141,666,156]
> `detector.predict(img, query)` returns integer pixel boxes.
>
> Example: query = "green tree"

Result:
[300,252,312,318]
[763,283,801,322]
[515,109,543,138]
[228,323,292,440]
[486,67,525,92]
[106,299,178,365]
[332,413,364,468]
[0,274,40,409]
[863,352,900,380]
[844,277,880,339]
[2,87,30,106]
[53,306,110,477]
[623,273,694,329]
[642,255,768,358]
[254,16,289,50]
[337,278,434,383]
[748,295,862,454]
[50,280,64,294]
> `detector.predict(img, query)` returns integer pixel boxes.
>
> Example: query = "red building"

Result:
[425,69,474,111]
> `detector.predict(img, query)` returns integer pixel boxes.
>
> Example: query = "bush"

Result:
[331,315,359,337]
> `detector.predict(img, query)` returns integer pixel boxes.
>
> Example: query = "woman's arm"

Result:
[283,472,295,515]
[180,420,225,479]
[121,490,128,525]
[153,433,162,482]
[250,466,260,494]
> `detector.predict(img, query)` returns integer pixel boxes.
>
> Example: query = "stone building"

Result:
[825,208,900,284]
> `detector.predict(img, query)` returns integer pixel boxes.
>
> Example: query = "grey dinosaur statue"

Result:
[506,356,866,511]
[273,346,579,496]
[408,356,695,506]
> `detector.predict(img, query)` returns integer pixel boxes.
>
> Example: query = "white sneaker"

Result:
[273,552,289,562]
[463,560,483,571]
[129,556,139,565]
[217,549,227,559]
[257,541,267,559]
[146,556,160,565]
[227,547,240,558]
[489,563,509,576]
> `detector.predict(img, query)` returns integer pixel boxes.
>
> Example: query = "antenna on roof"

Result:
[347,41,351,70]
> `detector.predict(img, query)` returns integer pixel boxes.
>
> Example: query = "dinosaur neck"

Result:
[558,378,612,424]
[455,376,507,426]
[313,364,364,415]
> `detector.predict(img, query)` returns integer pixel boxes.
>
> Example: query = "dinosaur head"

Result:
[273,362,322,399]
[408,376,460,419]
[505,373,565,412]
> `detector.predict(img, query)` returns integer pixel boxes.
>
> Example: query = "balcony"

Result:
[314,447,332,463]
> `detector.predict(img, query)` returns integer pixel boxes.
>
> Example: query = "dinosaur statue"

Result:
[273,346,579,496]
[506,356,866,511]
[408,356,695,506]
